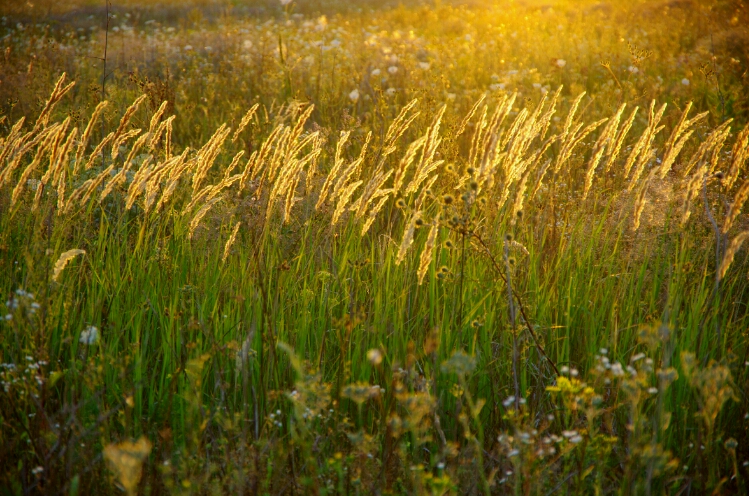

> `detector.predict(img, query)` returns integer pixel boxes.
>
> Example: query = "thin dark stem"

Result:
[101,1,110,104]
[468,229,560,376]
[505,240,521,411]
[702,175,721,344]
[457,229,466,343]
[708,26,726,122]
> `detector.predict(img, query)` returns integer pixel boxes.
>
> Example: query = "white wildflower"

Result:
[366,348,383,365]
[79,325,99,346]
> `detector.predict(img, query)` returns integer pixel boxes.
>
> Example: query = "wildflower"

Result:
[681,78,690,86]
[280,0,292,5]
[388,66,398,74]
[441,350,476,376]
[628,66,639,73]
[243,40,253,49]
[371,68,381,77]
[342,381,380,405]
[385,88,396,97]
[316,16,327,31]
[367,348,383,365]
[556,58,567,68]
[418,62,430,70]
[610,362,624,376]
[446,93,456,101]
[79,325,100,345]
[348,89,360,102]
[630,352,646,362]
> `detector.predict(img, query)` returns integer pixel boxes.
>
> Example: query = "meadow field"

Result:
[1,0,749,493]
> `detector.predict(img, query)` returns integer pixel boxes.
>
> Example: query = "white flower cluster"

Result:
[269,409,283,428]
[4,289,40,321]
[1,357,48,393]
[79,325,100,345]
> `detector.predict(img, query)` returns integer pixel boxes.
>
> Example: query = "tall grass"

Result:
[1,1,749,494]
